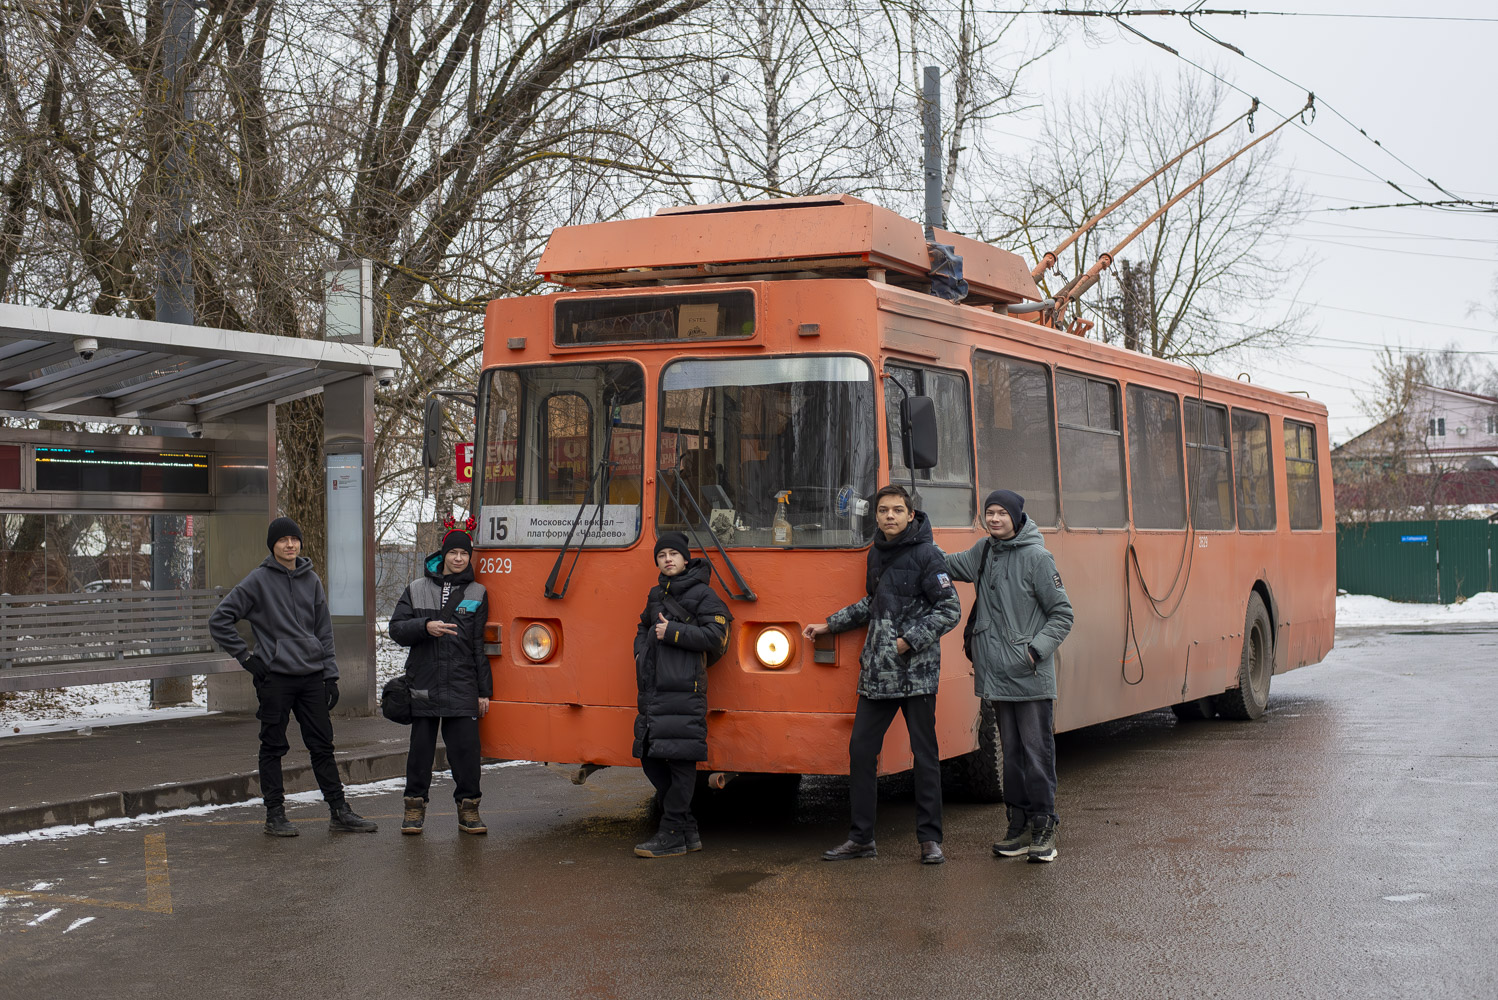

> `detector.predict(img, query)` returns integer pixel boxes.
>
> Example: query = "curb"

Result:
[0,746,448,837]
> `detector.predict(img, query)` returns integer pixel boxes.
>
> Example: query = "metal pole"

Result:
[921,66,942,237]
[150,0,195,707]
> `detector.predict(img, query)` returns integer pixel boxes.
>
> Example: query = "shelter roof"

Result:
[0,304,400,427]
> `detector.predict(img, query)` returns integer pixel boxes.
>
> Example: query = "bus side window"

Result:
[973,352,1059,527]
[1057,371,1126,528]
[1184,399,1235,530]
[1126,386,1186,530]
[884,364,975,526]
[1231,409,1277,531]
[1284,419,1322,530]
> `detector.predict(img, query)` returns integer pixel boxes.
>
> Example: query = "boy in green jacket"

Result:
[945,490,1073,862]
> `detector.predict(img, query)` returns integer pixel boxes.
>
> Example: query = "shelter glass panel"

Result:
[1231,409,1276,531]
[884,365,976,526]
[0,512,207,595]
[1285,419,1322,530]
[1185,399,1235,530]
[1057,372,1125,528]
[1126,386,1186,530]
[973,352,1059,527]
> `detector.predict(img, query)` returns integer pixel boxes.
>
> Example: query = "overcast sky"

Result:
[996,0,1497,445]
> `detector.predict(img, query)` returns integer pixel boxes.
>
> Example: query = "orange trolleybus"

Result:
[467,194,1334,794]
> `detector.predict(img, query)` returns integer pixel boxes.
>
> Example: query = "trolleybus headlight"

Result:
[521,623,556,662]
[755,626,794,668]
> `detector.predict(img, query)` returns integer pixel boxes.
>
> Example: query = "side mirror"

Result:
[901,396,939,470]
[422,396,445,469]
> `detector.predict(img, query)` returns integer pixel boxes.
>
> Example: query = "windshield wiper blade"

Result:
[543,405,620,600]
[664,468,756,601]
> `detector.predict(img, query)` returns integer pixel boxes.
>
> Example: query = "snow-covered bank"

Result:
[1337,592,1498,627]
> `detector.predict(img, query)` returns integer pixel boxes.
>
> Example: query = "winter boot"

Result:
[457,798,488,835]
[328,802,378,833]
[1027,815,1059,863]
[684,824,703,853]
[263,806,298,838]
[992,806,1032,858]
[634,828,688,858]
[401,797,426,836]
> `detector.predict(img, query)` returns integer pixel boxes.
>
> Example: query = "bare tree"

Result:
[982,72,1309,361]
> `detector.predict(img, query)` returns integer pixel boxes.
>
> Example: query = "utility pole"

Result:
[150,0,196,708]
[1120,259,1141,354]
[921,66,942,237]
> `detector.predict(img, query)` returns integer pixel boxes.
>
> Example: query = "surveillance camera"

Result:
[187,423,204,439]
[73,336,98,361]
[375,367,396,387]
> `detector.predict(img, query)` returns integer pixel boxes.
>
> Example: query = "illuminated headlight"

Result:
[521,623,555,662]
[755,627,793,668]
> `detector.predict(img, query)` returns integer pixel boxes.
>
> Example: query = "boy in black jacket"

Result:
[632,532,732,858]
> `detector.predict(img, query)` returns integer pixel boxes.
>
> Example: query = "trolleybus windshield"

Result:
[657,355,878,549]
[476,362,645,548]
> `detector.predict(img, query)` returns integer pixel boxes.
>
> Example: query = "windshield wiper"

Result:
[543,412,617,600]
[662,468,756,601]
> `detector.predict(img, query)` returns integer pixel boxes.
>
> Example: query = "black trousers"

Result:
[994,699,1057,823]
[641,754,698,834]
[848,693,942,844]
[405,715,483,803]
[255,674,344,811]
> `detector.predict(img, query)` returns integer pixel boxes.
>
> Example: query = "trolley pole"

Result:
[921,66,942,237]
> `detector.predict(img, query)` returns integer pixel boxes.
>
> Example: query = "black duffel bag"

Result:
[381,674,413,725]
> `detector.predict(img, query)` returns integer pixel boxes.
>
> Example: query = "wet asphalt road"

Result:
[2,625,1496,1000]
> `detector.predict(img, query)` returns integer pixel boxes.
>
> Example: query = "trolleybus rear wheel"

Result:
[1215,592,1273,721]
[942,699,1005,803]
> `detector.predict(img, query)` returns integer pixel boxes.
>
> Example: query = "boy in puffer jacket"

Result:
[631,532,732,858]
[804,484,962,865]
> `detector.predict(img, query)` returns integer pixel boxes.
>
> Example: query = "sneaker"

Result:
[1027,816,1058,863]
[401,797,426,836]
[822,839,878,861]
[328,803,378,833]
[920,840,945,864]
[264,806,298,838]
[992,808,1032,857]
[635,829,688,858]
[457,798,488,835]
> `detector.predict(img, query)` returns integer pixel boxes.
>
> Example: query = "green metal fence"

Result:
[1336,520,1494,603]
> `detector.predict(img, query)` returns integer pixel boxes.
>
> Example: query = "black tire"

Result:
[1215,591,1273,721]
[941,699,1005,802]
[1170,696,1217,722]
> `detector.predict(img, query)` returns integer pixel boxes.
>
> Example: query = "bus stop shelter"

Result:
[0,303,400,716]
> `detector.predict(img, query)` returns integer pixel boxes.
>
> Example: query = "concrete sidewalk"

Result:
[0,712,444,836]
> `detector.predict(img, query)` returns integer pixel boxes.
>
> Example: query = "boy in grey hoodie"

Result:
[209,517,377,837]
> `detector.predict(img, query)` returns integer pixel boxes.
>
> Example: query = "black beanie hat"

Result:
[983,489,1025,526]
[440,528,473,557]
[267,516,303,551]
[653,531,690,561]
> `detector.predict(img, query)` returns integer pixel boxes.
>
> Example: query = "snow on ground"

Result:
[1336,591,1498,627]
[0,760,534,846]
[1,632,407,738]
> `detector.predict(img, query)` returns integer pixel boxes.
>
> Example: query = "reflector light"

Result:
[521,623,555,662]
[755,627,793,668]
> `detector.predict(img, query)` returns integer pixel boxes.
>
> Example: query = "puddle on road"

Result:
[710,870,773,893]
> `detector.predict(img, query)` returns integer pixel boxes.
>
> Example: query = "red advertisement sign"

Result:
[456,442,475,484]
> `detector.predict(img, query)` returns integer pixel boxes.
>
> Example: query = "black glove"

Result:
[325,679,340,710]
[242,654,269,682]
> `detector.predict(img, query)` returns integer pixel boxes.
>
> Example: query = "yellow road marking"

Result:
[0,833,172,915]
